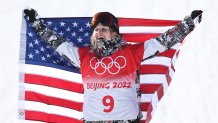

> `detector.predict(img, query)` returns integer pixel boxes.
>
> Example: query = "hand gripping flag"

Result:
[19,15,182,123]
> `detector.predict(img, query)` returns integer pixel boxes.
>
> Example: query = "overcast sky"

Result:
[0,0,217,123]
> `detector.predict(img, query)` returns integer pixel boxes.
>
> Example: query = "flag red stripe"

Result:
[156,84,164,101]
[140,84,164,101]
[144,103,153,123]
[171,62,176,72]
[140,84,162,94]
[158,49,176,58]
[25,74,84,93]
[141,93,163,123]
[123,33,161,42]
[25,110,83,123]
[140,120,146,123]
[176,49,180,58]
[139,65,169,74]
[141,102,150,111]
[118,18,180,26]
[166,73,172,85]
[25,91,83,112]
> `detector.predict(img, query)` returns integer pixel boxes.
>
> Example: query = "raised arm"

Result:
[143,10,203,60]
[23,8,80,68]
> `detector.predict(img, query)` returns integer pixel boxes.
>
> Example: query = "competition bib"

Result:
[83,80,139,121]
[79,44,144,121]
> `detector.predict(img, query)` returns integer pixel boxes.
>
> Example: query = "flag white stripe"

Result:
[141,112,147,120]
[24,101,83,119]
[150,92,159,116]
[19,119,46,123]
[169,67,175,80]
[120,26,174,33]
[140,74,168,92]
[141,56,171,66]
[25,83,83,102]
[22,64,82,83]
[172,51,179,66]
[141,94,154,102]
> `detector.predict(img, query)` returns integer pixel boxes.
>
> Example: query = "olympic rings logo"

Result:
[90,56,126,75]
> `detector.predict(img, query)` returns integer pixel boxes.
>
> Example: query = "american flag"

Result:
[19,15,182,123]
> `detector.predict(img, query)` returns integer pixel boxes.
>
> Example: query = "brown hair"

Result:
[90,27,122,49]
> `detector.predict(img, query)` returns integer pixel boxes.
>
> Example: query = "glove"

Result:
[24,8,38,23]
[191,10,203,23]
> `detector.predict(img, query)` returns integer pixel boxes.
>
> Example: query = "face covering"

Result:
[92,37,127,58]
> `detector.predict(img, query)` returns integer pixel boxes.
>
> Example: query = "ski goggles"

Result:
[91,12,119,33]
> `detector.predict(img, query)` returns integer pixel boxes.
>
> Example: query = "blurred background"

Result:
[0,0,217,123]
